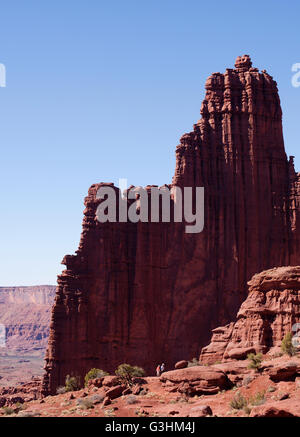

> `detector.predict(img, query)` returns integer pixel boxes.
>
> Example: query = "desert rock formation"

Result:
[200,266,300,364]
[43,55,300,394]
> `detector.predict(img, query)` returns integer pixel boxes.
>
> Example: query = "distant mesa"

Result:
[0,285,56,355]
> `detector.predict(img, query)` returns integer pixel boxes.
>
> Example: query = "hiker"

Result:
[156,364,161,377]
[160,363,165,373]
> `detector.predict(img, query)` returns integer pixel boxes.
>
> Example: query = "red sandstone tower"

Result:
[43,56,300,395]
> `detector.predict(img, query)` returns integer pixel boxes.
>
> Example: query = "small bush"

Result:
[135,408,148,417]
[104,408,115,417]
[243,406,251,416]
[247,353,263,372]
[84,368,109,387]
[65,375,81,392]
[14,401,25,409]
[145,392,158,399]
[76,398,94,410]
[17,410,39,417]
[88,394,104,404]
[272,351,283,358]
[230,392,248,410]
[115,364,145,386]
[2,407,15,416]
[187,358,199,367]
[242,375,254,386]
[60,400,71,407]
[126,395,138,405]
[56,386,67,395]
[281,332,297,357]
[250,390,266,406]
[13,402,27,414]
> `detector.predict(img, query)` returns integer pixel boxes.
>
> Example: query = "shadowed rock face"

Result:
[200,266,300,364]
[43,56,300,395]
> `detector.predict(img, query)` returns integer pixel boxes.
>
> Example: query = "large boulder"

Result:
[160,366,232,396]
[212,361,251,385]
[250,399,300,417]
[188,405,213,417]
[175,361,188,369]
[250,406,295,417]
[87,377,104,388]
[225,347,256,360]
[105,384,126,400]
[268,362,300,382]
[102,376,120,387]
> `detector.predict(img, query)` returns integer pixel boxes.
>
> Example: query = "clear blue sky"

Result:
[0,0,299,286]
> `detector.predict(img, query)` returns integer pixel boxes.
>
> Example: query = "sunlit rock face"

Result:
[200,266,300,364]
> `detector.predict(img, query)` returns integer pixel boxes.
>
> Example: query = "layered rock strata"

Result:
[200,266,300,363]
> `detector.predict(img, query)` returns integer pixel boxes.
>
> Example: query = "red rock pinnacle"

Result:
[234,54,252,71]
[42,57,300,395]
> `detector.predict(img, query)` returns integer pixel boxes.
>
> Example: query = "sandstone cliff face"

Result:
[43,56,300,394]
[200,266,300,364]
[0,286,56,354]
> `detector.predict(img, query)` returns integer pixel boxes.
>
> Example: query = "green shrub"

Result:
[65,374,80,392]
[115,364,145,386]
[187,358,199,367]
[2,407,15,416]
[104,408,116,417]
[230,392,248,410]
[243,406,251,416]
[17,411,39,417]
[281,332,296,357]
[76,398,94,410]
[247,353,263,372]
[84,368,109,387]
[14,402,27,413]
[56,386,67,395]
[250,390,266,406]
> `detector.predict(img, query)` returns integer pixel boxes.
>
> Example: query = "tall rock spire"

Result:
[43,56,300,395]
